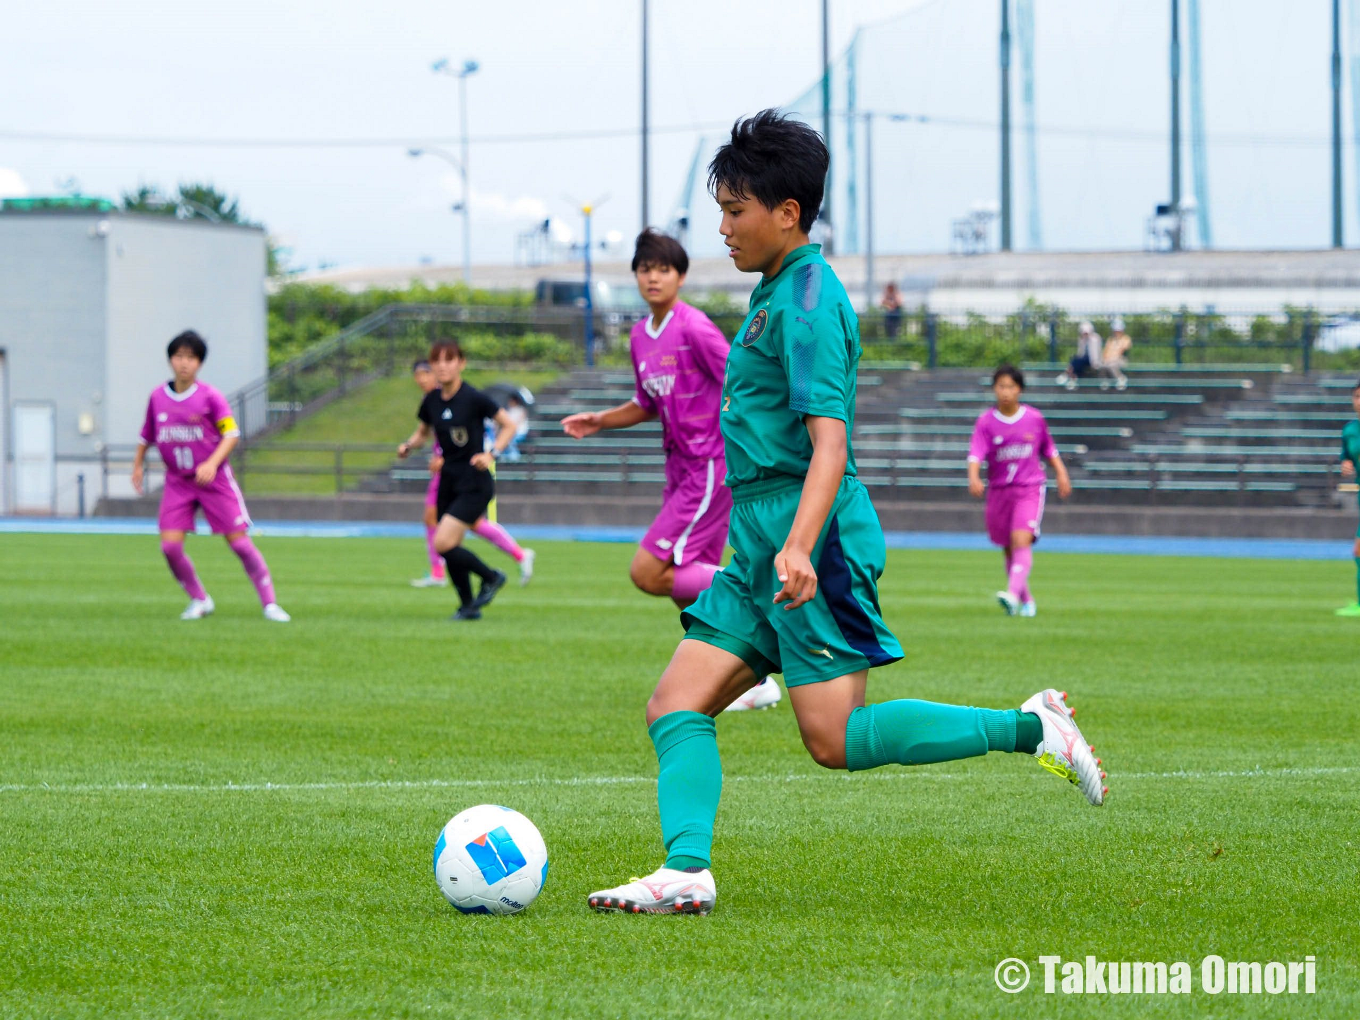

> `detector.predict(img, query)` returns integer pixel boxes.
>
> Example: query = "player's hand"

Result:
[470,452,493,471]
[561,412,602,439]
[397,442,411,459]
[430,455,444,474]
[773,546,817,611]
[195,462,218,486]
[1057,474,1073,500]
[968,477,985,498]
[131,464,144,495]
[1342,460,1356,479]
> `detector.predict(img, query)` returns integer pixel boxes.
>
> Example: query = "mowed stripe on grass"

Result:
[1,534,1357,1019]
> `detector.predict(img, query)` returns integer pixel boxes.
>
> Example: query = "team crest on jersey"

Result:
[642,374,676,399]
[741,308,769,347]
[450,427,469,447]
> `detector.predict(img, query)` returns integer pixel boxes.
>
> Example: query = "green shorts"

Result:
[681,474,903,686]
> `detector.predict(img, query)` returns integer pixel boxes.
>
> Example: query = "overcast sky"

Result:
[1,0,1355,271]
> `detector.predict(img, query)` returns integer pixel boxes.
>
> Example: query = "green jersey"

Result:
[1342,420,1360,472]
[720,244,860,490]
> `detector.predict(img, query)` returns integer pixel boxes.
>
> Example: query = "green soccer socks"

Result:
[650,711,723,871]
[845,700,1043,772]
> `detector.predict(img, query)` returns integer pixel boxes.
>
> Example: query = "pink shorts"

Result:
[159,467,252,534]
[641,455,732,567]
[985,484,1045,547]
[425,473,440,507]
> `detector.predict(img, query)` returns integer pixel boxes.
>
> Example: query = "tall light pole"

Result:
[863,111,874,310]
[1333,0,1344,248]
[568,195,610,368]
[820,0,833,254]
[1170,0,1183,251]
[408,144,470,279]
[641,0,650,233]
[431,57,480,284]
[999,0,1013,252]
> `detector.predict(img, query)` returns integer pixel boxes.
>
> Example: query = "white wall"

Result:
[0,215,108,490]
[104,216,267,453]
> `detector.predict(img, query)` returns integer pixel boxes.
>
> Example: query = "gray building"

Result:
[0,209,266,515]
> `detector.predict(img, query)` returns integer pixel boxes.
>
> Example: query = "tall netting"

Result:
[671,0,1350,259]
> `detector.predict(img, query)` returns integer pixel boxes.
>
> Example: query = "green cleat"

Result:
[1335,603,1360,617]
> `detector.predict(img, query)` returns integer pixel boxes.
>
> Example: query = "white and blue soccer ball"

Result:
[433,805,548,915]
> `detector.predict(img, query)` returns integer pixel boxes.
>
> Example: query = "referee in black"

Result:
[398,341,519,620]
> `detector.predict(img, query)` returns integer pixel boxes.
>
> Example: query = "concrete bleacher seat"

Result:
[984,375,1253,391]
[1131,443,1335,458]
[901,407,1167,421]
[1021,361,1292,374]
[935,391,1204,406]
[439,362,1349,512]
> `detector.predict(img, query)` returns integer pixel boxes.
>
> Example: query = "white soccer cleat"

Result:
[410,573,445,588]
[1020,688,1106,806]
[722,675,782,712]
[519,548,536,586]
[587,867,716,915]
[180,596,214,621]
[263,603,291,623]
[1019,600,1037,617]
[996,590,1019,616]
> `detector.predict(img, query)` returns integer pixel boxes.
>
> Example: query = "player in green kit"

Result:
[586,111,1107,916]
[1336,380,1360,616]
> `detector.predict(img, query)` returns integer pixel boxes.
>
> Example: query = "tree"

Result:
[120,181,289,276]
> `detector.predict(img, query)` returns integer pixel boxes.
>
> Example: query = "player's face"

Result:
[169,349,201,385]
[1352,388,1360,416]
[431,354,464,386]
[413,367,437,393]
[716,184,798,275]
[994,377,1022,410]
[635,262,683,309]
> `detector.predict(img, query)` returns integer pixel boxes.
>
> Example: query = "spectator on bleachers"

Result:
[1056,321,1103,390]
[1098,318,1132,391]
[880,282,904,339]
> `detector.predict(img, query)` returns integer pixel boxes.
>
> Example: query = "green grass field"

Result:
[2,534,1358,1018]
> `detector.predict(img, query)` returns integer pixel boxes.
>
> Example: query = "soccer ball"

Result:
[433,804,548,915]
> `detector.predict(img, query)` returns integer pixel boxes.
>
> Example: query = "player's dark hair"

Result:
[412,359,431,373]
[707,109,828,234]
[631,228,689,275]
[166,330,207,362]
[993,364,1025,389]
[429,341,464,362]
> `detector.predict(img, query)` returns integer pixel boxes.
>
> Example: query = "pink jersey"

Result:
[629,301,729,462]
[139,381,240,479]
[968,404,1056,488]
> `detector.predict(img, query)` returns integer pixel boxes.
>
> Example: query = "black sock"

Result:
[445,544,495,583]
[441,551,474,606]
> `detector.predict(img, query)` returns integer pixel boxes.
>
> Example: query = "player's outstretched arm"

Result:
[1048,454,1073,500]
[1342,459,1356,479]
[560,401,653,439]
[774,416,848,611]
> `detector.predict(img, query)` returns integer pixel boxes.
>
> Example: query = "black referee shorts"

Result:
[435,470,495,526]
